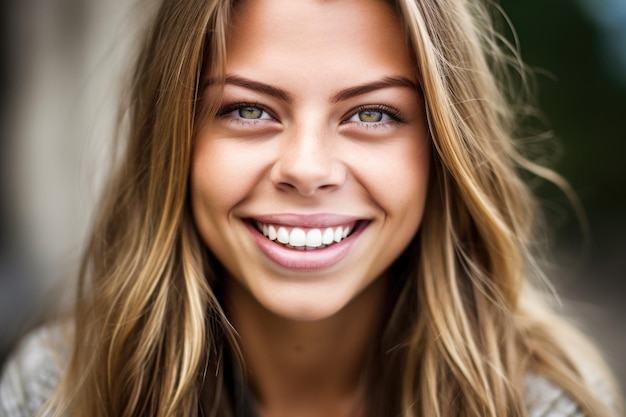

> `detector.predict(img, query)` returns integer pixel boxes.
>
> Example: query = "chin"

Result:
[268,300,346,323]
[256,287,352,322]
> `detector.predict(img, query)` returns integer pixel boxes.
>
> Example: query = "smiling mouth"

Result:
[253,221,358,250]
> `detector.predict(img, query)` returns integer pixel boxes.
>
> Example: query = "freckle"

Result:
[293,344,304,353]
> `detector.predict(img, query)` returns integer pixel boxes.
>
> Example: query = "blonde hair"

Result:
[45,0,622,416]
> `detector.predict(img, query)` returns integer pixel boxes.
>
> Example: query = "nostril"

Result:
[276,182,298,192]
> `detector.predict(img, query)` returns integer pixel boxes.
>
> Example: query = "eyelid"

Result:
[342,104,406,124]
[218,101,278,120]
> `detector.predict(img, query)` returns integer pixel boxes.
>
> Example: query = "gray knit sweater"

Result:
[0,326,611,417]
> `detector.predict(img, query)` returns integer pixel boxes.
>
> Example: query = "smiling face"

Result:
[191,0,430,321]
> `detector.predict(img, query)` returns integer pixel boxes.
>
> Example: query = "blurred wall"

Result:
[0,0,145,360]
[1,0,625,394]
[501,0,626,391]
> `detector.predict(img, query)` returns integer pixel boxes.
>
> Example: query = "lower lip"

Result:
[245,221,367,271]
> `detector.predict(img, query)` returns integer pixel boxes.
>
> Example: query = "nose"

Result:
[270,124,346,196]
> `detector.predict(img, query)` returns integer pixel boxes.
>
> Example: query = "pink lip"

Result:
[244,216,368,271]
[251,213,363,228]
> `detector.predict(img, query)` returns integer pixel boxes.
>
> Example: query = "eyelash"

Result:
[342,104,406,125]
[218,102,277,124]
[217,102,406,126]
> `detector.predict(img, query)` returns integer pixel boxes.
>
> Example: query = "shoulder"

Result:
[0,323,69,417]
[525,371,618,417]
[525,373,586,417]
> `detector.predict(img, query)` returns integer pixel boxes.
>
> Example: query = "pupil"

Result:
[359,110,382,122]
[239,107,262,119]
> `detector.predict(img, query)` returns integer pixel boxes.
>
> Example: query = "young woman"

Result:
[0,0,622,416]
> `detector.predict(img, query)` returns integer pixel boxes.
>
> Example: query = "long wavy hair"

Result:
[44,0,622,416]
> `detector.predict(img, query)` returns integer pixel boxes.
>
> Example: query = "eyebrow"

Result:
[220,75,293,102]
[206,75,418,103]
[330,76,418,103]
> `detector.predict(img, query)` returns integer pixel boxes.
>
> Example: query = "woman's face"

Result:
[191,0,430,321]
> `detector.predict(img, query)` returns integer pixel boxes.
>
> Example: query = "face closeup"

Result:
[191,0,430,321]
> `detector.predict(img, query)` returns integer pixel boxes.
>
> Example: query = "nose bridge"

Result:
[271,118,344,195]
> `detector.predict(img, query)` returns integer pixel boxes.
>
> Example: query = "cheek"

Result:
[350,136,431,216]
[398,145,430,210]
[190,140,248,258]
[190,135,265,273]
[191,136,261,214]
[373,137,430,264]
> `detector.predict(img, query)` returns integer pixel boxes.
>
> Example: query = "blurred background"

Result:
[0,0,624,394]
[500,0,626,392]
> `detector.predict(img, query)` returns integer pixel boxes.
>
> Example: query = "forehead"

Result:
[225,0,416,86]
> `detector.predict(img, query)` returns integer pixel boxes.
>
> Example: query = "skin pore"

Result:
[191,0,430,415]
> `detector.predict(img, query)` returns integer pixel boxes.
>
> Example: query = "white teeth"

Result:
[289,228,306,247]
[305,229,322,248]
[268,225,277,240]
[334,227,343,243]
[277,227,290,244]
[322,228,334,245]
[257,222,356,249]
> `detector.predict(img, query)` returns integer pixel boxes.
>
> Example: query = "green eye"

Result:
[358,110,383,122]
[238,106,264,119]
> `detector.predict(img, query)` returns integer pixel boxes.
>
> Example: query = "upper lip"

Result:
[248,213,366,228]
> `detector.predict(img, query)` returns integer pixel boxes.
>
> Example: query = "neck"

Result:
[224,276,389,417]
